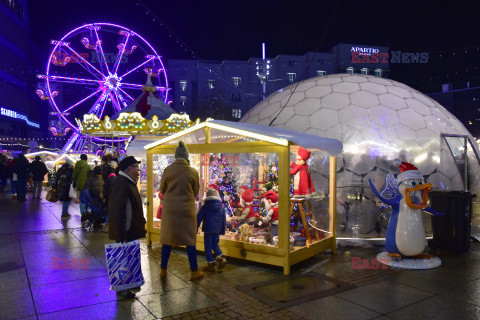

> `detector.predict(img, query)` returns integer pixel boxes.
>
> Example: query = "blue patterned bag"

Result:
[105,240,144,291]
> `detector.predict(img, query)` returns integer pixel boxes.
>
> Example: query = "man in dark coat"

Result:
[30,156,48,200]
[13,152,30,201]
[51,158,74,219]
[108,156,146,299]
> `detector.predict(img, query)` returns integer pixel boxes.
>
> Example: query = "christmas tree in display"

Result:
[263,164,278,192]
[209,154,238,215]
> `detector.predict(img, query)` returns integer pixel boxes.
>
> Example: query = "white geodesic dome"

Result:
[241,74,480,237]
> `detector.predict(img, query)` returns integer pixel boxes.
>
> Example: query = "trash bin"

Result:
[429,191,476,253]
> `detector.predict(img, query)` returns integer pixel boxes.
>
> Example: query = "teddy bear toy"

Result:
[238,224,252,242]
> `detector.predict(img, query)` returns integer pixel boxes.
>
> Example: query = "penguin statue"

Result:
[370,161,443,269]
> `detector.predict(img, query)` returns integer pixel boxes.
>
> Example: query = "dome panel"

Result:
[272,106,294,126]
[294,98,320,116]
[398,108,426,130]
[258,102,281,120]
[316,77,342,86]
[332,82,360,94]
[369,105,399,127]
[406,98,430,115]
[321,92,350,110]
[341,75,368,83]
[310,108,339,130]
[378,93,408,110]
[305,85,333,98]
[412,91,435,107]
[387,85,413,99]
[368,77,394,86]
[284,115,310,132]
[360,82,388,94]
[268,89,293,104]
[339,105,369,128]
[350,91,379,108]
[294,81,317,92]
[281,92,305,107]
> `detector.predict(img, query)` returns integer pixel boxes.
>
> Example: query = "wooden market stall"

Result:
[144,120,343,275]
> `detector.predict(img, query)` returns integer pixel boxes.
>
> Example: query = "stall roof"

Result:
[144,120,343,157]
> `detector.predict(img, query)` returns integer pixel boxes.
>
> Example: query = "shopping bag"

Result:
[69,183,77,199]
[105,240,144,291]
[45,188,58,202]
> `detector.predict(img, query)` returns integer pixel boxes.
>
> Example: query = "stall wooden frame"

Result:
[144,121,338,275]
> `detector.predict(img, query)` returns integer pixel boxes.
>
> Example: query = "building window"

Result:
[361,68,368,75]
[346,67,354,74]
[231,93,241,102]
[232,77,241,87]
[207,79,215,89]
[232,109,242,119]
[374,69,383,78]
[2,0,24,19]
[180,81,187,91]
[287,73,296,83]
[288,60,295,66]
[180,96,187,106]
[316,70,326,77]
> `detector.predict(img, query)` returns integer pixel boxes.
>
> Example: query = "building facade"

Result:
[0,0,45,144]
[167,43,390,120]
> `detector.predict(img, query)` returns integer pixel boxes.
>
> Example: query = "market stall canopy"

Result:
[144,120,343,156]
[125,135,159,159]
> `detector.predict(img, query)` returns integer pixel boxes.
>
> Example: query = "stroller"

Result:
[81,190,107,231]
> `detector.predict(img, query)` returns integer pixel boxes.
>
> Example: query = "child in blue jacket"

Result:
[197,188,227,272]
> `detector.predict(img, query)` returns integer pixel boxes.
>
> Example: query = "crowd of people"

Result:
[1,145,229,300]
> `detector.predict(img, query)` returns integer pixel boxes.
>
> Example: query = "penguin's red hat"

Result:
[297,147,311,161]
[241,188,254,203]
[397,162,423,183]
[262,190,278,203]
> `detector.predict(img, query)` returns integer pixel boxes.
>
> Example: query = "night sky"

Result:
[27,0,480,92]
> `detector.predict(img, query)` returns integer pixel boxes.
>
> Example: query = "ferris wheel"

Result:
[38,22,169,151]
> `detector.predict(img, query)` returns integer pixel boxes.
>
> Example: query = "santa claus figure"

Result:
[290,147,315,197]
[225,185,248,215]
[232,188,257,227]
[261,190,279,237]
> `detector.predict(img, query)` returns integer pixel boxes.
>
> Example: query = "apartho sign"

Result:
[351,46,429,64]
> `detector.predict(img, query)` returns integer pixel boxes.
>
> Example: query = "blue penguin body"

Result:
[369,179,402,254]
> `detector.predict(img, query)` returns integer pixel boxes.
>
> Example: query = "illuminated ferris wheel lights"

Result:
[50,40,70,46]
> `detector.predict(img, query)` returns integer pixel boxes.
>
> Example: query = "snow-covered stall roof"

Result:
[144,120,343,156]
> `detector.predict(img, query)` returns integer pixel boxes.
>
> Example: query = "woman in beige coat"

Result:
[159,141,204,280]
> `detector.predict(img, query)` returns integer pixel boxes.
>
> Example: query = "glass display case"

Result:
[145,120,342,274]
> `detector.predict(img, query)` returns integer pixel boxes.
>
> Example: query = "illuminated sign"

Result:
[0,107,40,128]
[351,46,380,56]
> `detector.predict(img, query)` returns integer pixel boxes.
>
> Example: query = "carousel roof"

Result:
[112,74,176,120]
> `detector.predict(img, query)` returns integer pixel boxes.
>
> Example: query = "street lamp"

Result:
[256,42,271,100]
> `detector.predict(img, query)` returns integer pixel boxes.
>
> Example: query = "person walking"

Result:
[159,141,203,280]
[30,156,48,200]
[197,188,227,272]
[102,172,116,233]
[72,154,91,221]
[84,166,104,209]
[13,152,30,201]
[108,156,146,299]
[51,158,74,219]
[7,157,17,199]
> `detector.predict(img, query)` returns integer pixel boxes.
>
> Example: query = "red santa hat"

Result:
[241,188,254,204]
[238,185,249,193]
[262,190,278,203]
[158,192,163,200]
[208,183,220,192]
[397,162,423,183]
[297,147,311,161]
